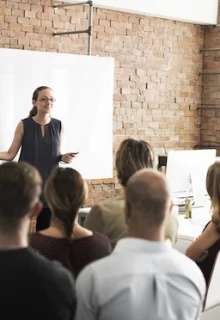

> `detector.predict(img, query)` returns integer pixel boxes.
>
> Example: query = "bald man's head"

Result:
[125,169,171,229]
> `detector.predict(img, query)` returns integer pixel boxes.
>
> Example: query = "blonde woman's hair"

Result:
[206,161,220,227]
[115,138,155,187]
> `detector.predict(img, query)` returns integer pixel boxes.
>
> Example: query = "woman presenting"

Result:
[0,86,76,231]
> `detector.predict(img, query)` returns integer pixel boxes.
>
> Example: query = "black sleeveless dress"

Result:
[196,220,220,285]
[19,117,61,229]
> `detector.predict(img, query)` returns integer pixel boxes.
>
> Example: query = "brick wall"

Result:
[201,4,220,153]
[0,0,203,209]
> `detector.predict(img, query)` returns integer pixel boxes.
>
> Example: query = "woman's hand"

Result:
[196,250,209,262]
[61,153,77,164]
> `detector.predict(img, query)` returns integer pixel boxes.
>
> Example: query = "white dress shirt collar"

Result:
[114,237,172,255]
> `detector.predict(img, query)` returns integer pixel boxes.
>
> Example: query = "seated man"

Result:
[84,138,178,247]
[0,162,76,320]
[76,169,206,320]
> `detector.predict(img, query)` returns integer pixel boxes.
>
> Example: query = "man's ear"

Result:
[117,173,122,185]
[29,201,42,220]
[124,201,131,225]
[169,200,174,215]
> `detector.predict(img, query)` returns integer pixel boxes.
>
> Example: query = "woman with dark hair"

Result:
[0,86,76,231]
[29,167,111,278]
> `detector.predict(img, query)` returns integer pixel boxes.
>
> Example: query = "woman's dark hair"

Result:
[44,167,87,274]
[115,138,155,187]
[29,86,51,117]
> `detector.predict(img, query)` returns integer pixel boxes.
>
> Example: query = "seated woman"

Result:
[186,161,220,285]
[29,167,111,278]
[84,138,179,248]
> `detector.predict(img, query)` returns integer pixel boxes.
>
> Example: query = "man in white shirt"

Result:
[76,169,206,320]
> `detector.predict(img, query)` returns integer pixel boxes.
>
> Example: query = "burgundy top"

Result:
[29,232,111,278]
[196,221,220,285]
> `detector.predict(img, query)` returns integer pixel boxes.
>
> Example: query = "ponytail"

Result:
[29,106,37,117]
[57,208,75,240]
[55,208,77,276]
[44,167,87,278]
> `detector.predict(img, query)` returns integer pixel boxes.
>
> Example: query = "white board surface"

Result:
[60,0,218,25]
[0,48,114,179]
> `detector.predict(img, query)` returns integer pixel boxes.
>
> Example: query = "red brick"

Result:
[10,22,21,31]
[202,22,220,148]
[18,17,29,24]
[5,16,17,23]
[18,37,29,46]
[22,24,33,32]
[30,18,41,26]
[0,8,11,15]
[31,5,43,12]
[19,4,31,11]
[9,38,18,46]
[25,11,36,19]
[6,2,19,9]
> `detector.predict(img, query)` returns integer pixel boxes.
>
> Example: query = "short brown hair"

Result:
[115,138,155,187]
[206,161,220,227]
[0,162,42,232]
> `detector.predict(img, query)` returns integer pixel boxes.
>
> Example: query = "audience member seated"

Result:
[75,169,206,320]
[30,167,111,278]
[186,161,220,285]
[0,162,76,320]
[84,138,179,247]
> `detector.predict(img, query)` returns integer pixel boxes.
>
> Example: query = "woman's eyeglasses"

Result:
[38,98,56,103]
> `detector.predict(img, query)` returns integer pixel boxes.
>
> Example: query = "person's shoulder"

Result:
[51,118,62,131]
[30,249,75,288]
[29,232,46,249]
[19,118,32,131]
[90,196,124,216]
[87,232,111,249]
[171,248,206,285]
[211,217,220,234]
[51,117,61,125]
[92,232,111,243]
[21,117,31,123]
[166,214,179,226]
[76,252,110,284]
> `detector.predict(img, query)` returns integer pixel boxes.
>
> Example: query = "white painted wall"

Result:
[57,0,218,25]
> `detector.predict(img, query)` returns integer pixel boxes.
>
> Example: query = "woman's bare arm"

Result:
[0,121,23,161]
[186,222,220,261]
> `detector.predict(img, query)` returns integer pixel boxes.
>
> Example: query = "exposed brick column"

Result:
[201,2,220,154]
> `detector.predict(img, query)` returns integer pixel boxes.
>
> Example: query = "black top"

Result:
[0,247,76,320]
[30,232,112,278]
[196,220,220,285]
[19,117,61,207]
